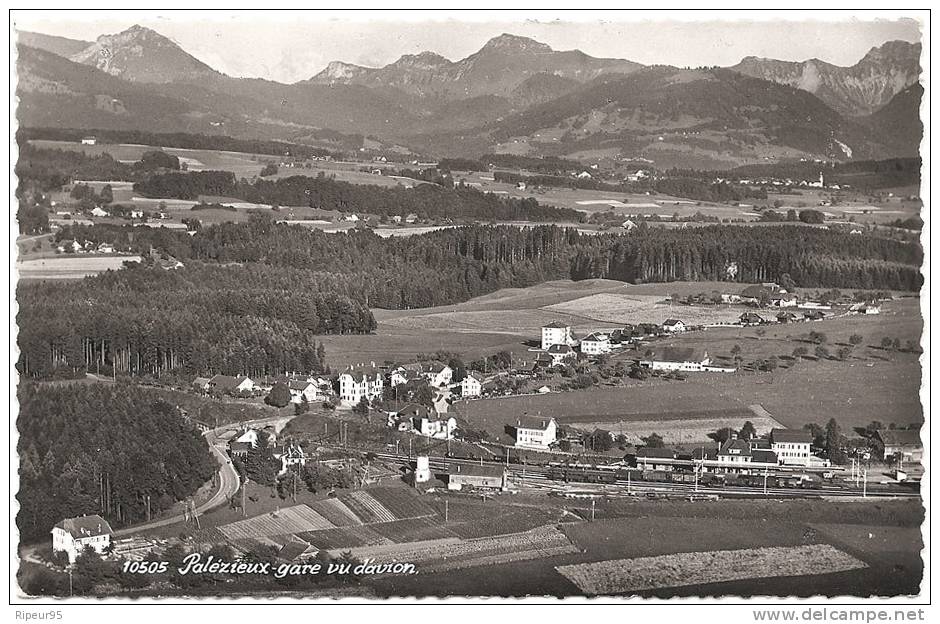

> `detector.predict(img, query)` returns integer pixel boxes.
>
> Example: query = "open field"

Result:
[371,497,922,597]
[329,279,922,431]
[454,170,747,219]
[32,140,269,177]
[33,140,429,190]
[453,389,773,443]
[556,544,867,595]
[16,255,141,279]
[546,292,744,325]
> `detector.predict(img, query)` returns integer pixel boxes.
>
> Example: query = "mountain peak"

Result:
[480,33,552,54]
[315,60,368,82]
[69,24,217,83]
[390,51,451,68]
[860,39,920,65]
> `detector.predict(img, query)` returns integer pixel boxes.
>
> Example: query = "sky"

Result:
[12,11,923,84]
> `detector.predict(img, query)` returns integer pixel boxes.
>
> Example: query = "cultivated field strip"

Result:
[556,544,868,595]
[347,491,397,523]
[368,517,458,543]
[330,525,579,574]
[308,498,363,527]
[367,487,437,519]
[218,489,444,544]
[285,505,335,530]
[298,525,392,550]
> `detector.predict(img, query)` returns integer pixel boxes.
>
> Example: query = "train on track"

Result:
[542,463,827,489]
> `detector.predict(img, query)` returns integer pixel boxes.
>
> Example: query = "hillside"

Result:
[441,67,894,168]
[862,83,924,156]
[16,383,217,541]
[729,40,921,117]
[16,30,91,57]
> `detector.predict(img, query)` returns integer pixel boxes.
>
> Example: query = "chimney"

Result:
[730,432,738,440]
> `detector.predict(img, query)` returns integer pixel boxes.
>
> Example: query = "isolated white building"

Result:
[510,416,558,449]
[52,515,113,564]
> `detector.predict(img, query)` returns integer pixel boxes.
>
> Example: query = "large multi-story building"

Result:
[509,415,558,449]
[770,428,813,466]
[338,365,384,406]
[541,321,574,350]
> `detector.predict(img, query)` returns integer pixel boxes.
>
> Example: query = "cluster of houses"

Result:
[193,373,332,404]
[55,239,117,255]
[536,320,735,373]
[227,427,308,475]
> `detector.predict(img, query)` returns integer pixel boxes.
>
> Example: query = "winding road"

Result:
[113,428,240,536]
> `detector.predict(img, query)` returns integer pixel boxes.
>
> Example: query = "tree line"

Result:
[572,224,922,290]
[132,170,584,222]
[17,383,217,542]
[16,261,359,380]
[23,219,921,380]
[17,127,345,160]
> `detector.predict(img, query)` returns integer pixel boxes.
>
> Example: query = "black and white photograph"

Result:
[7,8,931,611]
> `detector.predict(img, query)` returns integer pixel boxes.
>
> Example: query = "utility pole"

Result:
[591,499,595,521]
[862,469,868,498]
[627,470,631,494]
[444,500,449,523]
[763,466,768,495]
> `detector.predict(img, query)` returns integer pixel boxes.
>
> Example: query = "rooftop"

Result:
[770,428,813,444]
[876,429,922,447]
[448,463,506,478]
[644,347,707,364]
[54,514,113,539]
[512,415,556,431]
[543,321,570,329]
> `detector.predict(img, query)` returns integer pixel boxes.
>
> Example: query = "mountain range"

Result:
[15,25,923,169]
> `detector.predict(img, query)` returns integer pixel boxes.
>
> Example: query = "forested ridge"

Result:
[21,219,921,380]
[572,225,923,289]
[132,170,584,222]
[17,383,217,542]
[16,262,353,380]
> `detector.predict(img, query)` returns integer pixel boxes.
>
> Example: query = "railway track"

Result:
[372,452,919,500]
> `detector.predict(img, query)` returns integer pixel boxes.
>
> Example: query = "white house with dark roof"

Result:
[579,332,612,355]
[661,319,686,333]
[288,380,320,404]
[541,321,574,350]
[460,371,484,398]
[208,374,255,395]
[509,415,558,449]
[876,429,922,463]
[277,443,307,475]
[52,515,114,563]
[338,365,384,405]
[546,343,576,366]
[639,347,713,372]
[716,434,779,470]
[770,428,813,466]
[423,361,453,387]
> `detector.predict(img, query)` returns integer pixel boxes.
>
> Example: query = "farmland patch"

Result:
[556,544,867,595]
